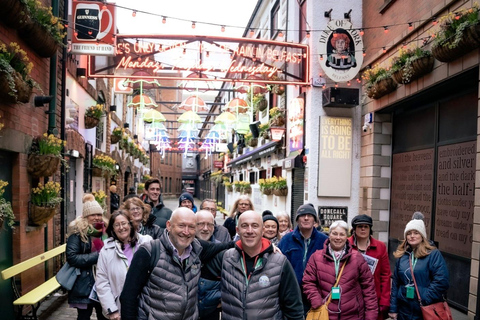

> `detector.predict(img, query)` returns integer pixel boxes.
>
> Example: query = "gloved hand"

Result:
[379,305,390,319]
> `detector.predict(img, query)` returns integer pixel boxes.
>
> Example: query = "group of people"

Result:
[65,182,450,320]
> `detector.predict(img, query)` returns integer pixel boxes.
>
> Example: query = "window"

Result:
[95,121,104,147]
[259,169,266,179]
[273,167,282,178]
[270,1,280,39]
[299,0,307,41]
[249,172,256,184]
[169,177,172,193]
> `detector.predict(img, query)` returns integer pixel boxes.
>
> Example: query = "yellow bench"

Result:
[1,244,66,319]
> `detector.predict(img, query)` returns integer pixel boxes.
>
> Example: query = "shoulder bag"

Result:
[55,261,80,291]
[306,258,348,320]
[409,256,453,320]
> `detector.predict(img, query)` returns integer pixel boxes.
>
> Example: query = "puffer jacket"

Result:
[66,233,98,304]
[95,234,152,316]
[198,277,221,318]
[278,226,328,287]
[221,238,304,320]
[390,248,449,320]
[348,235,391,319]
[145,199,172,229]
[138,232,203,320]
[303,240,378,320]
[139,214,163,239]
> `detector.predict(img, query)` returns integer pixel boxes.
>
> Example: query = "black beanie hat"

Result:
[179,192,194,207]
[295,203,318,222]
[263,215,279,230]
[351,214,373,227]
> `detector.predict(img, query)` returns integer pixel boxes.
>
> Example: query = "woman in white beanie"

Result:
[389,212,450,320]
[66,194,108,320]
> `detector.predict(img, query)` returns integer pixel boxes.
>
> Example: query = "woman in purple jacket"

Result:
[303,220,378,320]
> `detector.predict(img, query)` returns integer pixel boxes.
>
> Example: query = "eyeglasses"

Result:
[238,203,250,207]
[202,207,216,213]
[113,221,129,229]
[197,222,214,228]
[129,207,142,212]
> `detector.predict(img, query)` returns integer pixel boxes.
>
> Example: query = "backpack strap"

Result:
[149,239,161,274]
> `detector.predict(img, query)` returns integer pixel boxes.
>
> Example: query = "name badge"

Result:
[406,285,415,299]
[331,286,340,300]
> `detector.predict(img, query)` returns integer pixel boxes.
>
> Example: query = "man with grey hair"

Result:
[200,198,231,242]
[206,210,304,319]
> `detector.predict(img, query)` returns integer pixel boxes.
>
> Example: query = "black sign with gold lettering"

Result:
[318,206,348,227]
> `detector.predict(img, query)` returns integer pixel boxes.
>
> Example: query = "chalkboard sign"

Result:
[318,206,348,227]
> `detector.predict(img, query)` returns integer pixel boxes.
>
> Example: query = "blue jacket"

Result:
[277,227,328,287]
[390,248,449,319]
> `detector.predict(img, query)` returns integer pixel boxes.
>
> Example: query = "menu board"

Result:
[390,149,434,240]
[435,141,475,258]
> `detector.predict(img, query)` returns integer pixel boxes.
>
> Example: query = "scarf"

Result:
[88,222,107,252]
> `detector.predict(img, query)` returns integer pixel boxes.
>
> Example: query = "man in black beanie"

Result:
[179,192,197,213]
[278,203,328,315]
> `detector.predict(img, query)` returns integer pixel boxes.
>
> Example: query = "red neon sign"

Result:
[88,34,309,86]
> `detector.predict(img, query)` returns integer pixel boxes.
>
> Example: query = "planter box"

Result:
[392,56,434,85]
[432,24,480,62]
[19,20,59,58]
[273,188,288,196]
[366,77,397,99]
[111,135,121,144]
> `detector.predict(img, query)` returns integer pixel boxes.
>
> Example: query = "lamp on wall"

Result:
[344,9,352,19]
[123,123,129,129]
[109,105,117,112]
[324,9,333,18]
[77,68,86,78]
[269,127,285,142]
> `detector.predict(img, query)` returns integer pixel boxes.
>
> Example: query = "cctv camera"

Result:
[362,124,368,132]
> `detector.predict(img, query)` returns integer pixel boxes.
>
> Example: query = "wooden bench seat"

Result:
[1,244,66,319]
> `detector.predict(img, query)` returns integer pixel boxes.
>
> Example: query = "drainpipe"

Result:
[59,0,68,245]
[48,0,59,136]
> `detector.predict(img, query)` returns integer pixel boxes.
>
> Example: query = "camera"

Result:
[362,124,369,132]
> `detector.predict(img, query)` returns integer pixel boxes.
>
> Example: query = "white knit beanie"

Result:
[82,194,104,217]
[404,212,427,239]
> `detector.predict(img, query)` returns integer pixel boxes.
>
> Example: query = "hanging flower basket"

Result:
[261,130,270,140]
[248,138,258,147]
[111,135,121,144]
[243,186,252,194]
[271,84,285,95]
[85,115,100,129]
[30,203,59,225]
[256,99,268,112]
[432,24,480,62]
[273,188,288,196]
[18,21,59,58]
[27,154,60,177]
[270,116,285,127]
[263,188,273,196]
[92,167,110,178]
[392,56,434,85]
[0,0,28,29]
[366,77,397,99]
[227,186,233,192]
[0,71,33,104]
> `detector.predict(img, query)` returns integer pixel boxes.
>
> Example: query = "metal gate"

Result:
[291,167,305,227]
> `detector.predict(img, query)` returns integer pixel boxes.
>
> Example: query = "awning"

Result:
[227,141,280,167]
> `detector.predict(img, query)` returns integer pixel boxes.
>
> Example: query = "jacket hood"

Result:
[322,238,353,261]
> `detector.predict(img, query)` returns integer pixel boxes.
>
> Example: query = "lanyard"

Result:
[332,253,341,279]
[411,255,418,271]
[240,254,262,285]
[303,238,311,266]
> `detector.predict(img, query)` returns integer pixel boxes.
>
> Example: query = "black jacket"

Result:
[144,199,172,229]
[140,214,163,240]
[110,192,120,212]
[66,234,99,304]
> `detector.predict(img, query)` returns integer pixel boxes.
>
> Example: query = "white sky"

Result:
[114,0,258,38]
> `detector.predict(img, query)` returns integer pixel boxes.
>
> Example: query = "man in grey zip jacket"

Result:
[206,210,304,320]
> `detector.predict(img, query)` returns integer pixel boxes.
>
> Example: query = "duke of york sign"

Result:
[318,20,364,83]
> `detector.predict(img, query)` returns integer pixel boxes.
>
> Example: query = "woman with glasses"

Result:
[122,197,163,239]
[95,210,152,320]
[276,212,293,238]
[348,214,391,320]
[223,195,254,239]
[303,220,378,320]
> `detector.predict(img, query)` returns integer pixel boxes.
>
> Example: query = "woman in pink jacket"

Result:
[303,220,378,320]
[348,214,391,319]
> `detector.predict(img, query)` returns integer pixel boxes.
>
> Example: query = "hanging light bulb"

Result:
[322,84,326,89]
[162,16,167,24]
[402,42,407,48]
[383,47,387,53]
[362,49,366,56]
[432,17,437,25]
[408,22,413,30]
[250,29,254,36]
[306,30,311,38]
[334,83,338,88]
[221,25,225,32]
[347,81,351,86]
[132,10,137,17]
[278,30,284,37]
[455,12,461,20]
[206,51,210,57]
[74,31,78,37]
[320,54,324,61]
[191,21,196,29]
[356,78,361,83]
[383,26,388,33]
[359,29,364,36]
[183,48,186,55]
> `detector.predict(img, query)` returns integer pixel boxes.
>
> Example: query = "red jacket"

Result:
[348,235,391,313]
[303,241,378,320]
